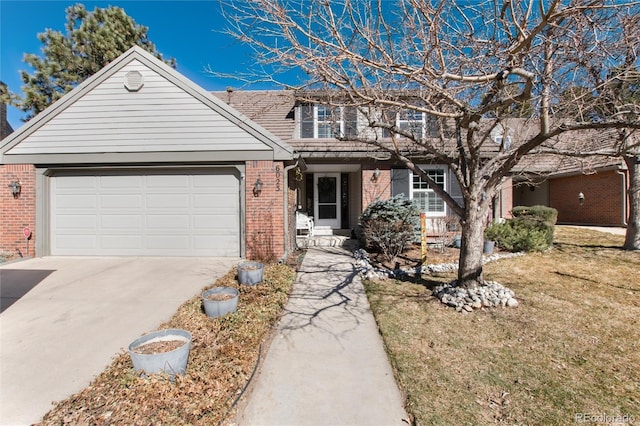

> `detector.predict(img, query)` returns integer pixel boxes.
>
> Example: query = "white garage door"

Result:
[51,170,240,256]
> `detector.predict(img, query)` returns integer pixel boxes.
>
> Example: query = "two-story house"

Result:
[0,46,514,261]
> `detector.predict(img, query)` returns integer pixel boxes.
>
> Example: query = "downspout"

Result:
[616,167,628,226]
[279,158,300,263]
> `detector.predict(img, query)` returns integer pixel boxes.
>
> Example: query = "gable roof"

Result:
[0,46,294,164]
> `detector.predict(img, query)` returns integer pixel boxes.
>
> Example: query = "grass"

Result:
[364,226,640,425]
[38,262,297,425]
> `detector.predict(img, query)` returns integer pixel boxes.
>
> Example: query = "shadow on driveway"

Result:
[0,269,55,313]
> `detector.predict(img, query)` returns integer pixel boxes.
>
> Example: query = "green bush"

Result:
[356,195,420,261]
[485,205,558,252]
[512,205,558,224]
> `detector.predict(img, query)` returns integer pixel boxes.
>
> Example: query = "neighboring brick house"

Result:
[1,46,517,260]
[514,146,630,226]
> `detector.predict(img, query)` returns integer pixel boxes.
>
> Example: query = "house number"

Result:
[275,166,281,191]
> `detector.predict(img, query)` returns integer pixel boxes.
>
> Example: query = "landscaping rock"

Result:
[432,280,519,312]
[352,247,521,312]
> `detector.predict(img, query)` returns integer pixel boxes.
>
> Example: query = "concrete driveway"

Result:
[0,256,238,426]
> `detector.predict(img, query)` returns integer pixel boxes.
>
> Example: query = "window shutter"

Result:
[344,107,358,138]
[301,105,314,138]
[391,169,410,198]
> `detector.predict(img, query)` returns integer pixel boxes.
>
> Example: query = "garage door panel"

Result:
[57,215,97,229]
[147,175,189,189]
[52,171,240,256]
[56,235,98,250]
[100,175,143,189]
[193,235,237,250]
[101,194,143,208]
[147,194,189,209]
[100,214,143,230]
[57,194,98,209]
[146,214,189,230]
[101,236,143,249]
[56,176,97,189]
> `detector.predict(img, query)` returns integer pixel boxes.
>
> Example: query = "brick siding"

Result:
[361,166,391,210]
[245,160,285,261]
[549,170,627,225]
[0,164,37,257]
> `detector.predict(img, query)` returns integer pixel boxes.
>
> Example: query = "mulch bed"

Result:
[204,292,236,302]
[132,340,185,355]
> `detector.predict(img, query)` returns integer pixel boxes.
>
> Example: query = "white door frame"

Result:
[314,173,341,228]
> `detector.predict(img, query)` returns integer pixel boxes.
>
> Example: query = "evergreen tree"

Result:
[9,4,175,121]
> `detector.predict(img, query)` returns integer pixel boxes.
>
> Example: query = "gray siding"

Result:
[391,168,410,198]
[8,60,271,155]
[448,168,464,209]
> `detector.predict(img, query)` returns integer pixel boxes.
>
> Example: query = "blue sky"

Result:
[0,0,280,130]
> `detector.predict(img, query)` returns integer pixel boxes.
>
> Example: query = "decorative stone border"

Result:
[352,248,523,312]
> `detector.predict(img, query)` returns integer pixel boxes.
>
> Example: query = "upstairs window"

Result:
[381,109,439,139]
[411,168,446,215]
[399,109,425,139]
[300,104,358,138]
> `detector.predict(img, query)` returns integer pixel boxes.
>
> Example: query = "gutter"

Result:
[279,157,301,263]
[616,167,628,226]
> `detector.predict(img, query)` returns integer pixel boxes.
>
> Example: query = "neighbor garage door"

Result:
[51,169,240,256]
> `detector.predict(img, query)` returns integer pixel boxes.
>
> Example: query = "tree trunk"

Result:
[457,198,490,288]
[623,155,640,250]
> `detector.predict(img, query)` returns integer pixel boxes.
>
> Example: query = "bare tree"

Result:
[219,0,640,288]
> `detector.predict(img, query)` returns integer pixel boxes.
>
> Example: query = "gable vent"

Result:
[124,71,144,92]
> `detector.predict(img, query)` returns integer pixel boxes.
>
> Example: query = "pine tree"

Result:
[10,4,175,121]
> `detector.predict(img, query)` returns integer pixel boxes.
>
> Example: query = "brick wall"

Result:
[361,166,391,210]
[245,160,285,261]
[0,164,37,257]
[549,170,626,225]
[499,177,514,219]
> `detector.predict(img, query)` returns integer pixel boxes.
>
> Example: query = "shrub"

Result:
[364,219,416,263]
[485,205,558,252]
[512,205,558,224]
[357,195,420,262]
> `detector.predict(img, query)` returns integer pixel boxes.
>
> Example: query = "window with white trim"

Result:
[398,109,425,139]
[300,104,358,138]
[381,109,439,139]
[411,168,446,215]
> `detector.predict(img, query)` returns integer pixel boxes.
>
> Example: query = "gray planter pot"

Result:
[237,261,264,285]
[202,287,239,318]
[483,240,495,254]
[128,328,191,378]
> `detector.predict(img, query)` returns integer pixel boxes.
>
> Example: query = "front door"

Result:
[314,173,341,228]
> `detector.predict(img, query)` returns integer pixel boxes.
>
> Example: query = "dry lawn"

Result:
[364,226,640,425]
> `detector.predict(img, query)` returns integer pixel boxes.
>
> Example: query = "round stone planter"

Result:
[237,261,264,286]
[128,328,191,378]
[202,286,239,319]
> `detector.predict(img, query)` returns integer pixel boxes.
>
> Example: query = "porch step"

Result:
[313,226,333,236]
[296,234,353,248]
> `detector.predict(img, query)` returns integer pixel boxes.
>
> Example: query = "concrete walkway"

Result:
[568,225,627,236]
[0,256,238,426]
[233,246,409,426]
